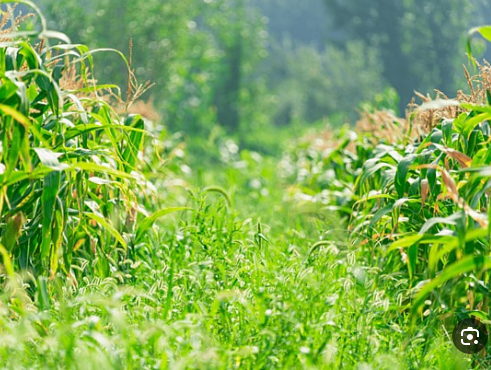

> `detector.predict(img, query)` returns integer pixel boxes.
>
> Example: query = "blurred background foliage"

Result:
[38,0,491,153]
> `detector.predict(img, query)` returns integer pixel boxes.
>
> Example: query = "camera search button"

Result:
[452,318,488,354]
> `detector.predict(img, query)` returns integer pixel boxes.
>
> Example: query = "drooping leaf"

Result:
[121,114,145,173]
[388,234,456,252]
[412,255,491,317]
[434,144,472,168]
[395,155,416,198]
[85,212,127,250]
[135,207,190,243]
[33,148,66,170]
[462,113,491,139]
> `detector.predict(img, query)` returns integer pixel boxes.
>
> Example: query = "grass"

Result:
[2,4,491,369]
[0,142,473,369]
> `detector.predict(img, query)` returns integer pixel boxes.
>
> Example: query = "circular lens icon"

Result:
[452,318,488,354]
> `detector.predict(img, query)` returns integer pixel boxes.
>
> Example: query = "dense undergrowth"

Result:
[2,3,491,369]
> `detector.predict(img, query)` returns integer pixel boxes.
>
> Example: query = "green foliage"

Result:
[0,140,468,369]
[41,0,269,136]
[468,24,491,64]
[323,0,475,108]
[266,40,387,126]
[251,0,329,47]
[350,108,491,317]
[0,3,153,278]
[3,2,491,369]
[285,93,491,355]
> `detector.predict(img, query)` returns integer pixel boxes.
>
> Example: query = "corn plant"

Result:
[0,1,154,280]
[348,58,491,321]
[283,39,491,325]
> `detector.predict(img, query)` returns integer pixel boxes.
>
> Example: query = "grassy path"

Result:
[0,145,470,369]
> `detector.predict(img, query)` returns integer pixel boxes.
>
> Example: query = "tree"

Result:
[251,0,330,48]
[40,0,267,134]
[323,0,475,111]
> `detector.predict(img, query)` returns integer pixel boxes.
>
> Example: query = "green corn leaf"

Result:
[36,276,51,311]
[419,213,463,234]
[0,78,18,101]
[354,194,395,206]
[395,155,415,198]
[86,212,127,250]
[369,198,418,228]
[0,103,51,147]
[408,243,417,280]
[354,160,395,193]
[387,234,456,252]
[488,196,491,243]
[39,30,71,44]
[412,255,491,317]
[0,167,53,187]
[467,26,491,66]
[135,207,190,243]
[65,94,88,123]
[121,115,145,173]
[41,171,61,260]
[18,42,41,71]
[469,25,491,43]
[464,310,488,321]
[462,113,491,139]
[461,166,491,177]
[33,148,66,170]
[433,228,488,266]
[5,47,19,71]
[0,242,14,277]
[36,74,60,116]
[50,198,64,277]
[370,203,396,227]
[63,122,147,143]
[441,119,453,146]
[5,119,22,177]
